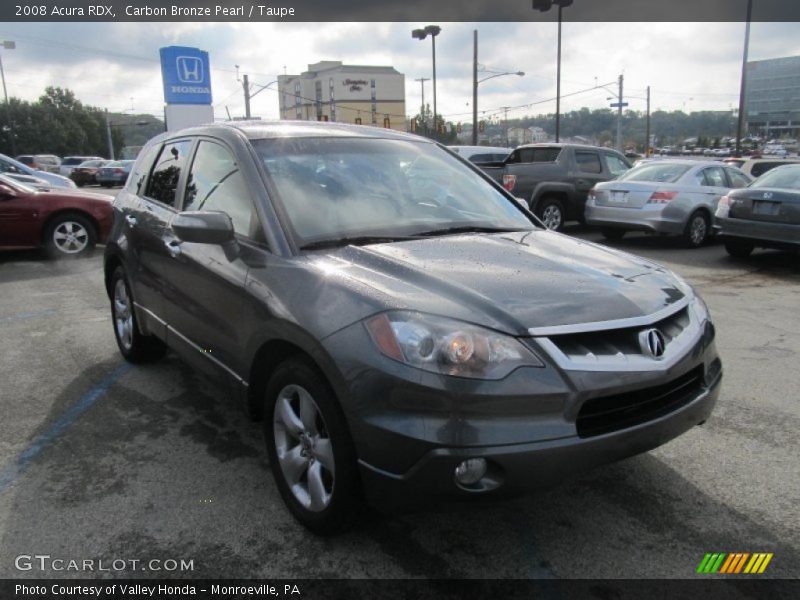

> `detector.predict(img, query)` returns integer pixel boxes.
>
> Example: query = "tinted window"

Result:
[700,167,727,187]
[575,151,602,174]
[751,165,800,190]
[619,163,691,183]
[184,141,264,242]
[469,153,508,163]
[508,147,561,164]
[17,156,34,166]
[127,144,162,196]
[63,158,85,166]
[145,140,192,207]
[604,154,630,177]
[725,168,751,188]
[751,161,786,178]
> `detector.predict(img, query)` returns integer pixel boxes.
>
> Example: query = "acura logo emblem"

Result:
[639,328,666,359]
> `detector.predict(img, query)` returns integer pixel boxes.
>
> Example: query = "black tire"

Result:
[535,197,566,232]
[110,267,167,363]
[601,228,626,241]
[724,240,755,258]
[264,357,360,535]
[683,211,710,248]
[44,213,97,258]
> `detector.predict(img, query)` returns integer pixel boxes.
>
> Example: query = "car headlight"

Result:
[692,294,710,323]
[366,311,543,379]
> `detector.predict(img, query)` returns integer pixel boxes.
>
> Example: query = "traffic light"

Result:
[456,122,462,134]
[479,120,485,133]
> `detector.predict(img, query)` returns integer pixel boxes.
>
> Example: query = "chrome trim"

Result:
[133,302,248,387]
[527,296,690,336]
[533,300,705,373]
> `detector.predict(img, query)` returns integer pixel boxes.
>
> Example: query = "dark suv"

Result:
[105,122,721,534]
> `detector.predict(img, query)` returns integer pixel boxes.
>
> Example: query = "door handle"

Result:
[164,239,182,258]
[125,215,137,227]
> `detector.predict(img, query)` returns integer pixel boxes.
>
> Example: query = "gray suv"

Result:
[104,122,722,534]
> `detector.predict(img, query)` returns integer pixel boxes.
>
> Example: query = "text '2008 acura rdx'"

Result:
[104,122,721,534]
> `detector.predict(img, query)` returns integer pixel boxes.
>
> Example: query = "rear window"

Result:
[751,166,800,190]
[63,158,85,166]
[751,161,792,178]
[508,147,561,164]
[16,156,34,165]
[618,163,691,183]
[469,152,508,163]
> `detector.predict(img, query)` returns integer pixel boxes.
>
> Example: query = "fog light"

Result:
[454,458,487,486]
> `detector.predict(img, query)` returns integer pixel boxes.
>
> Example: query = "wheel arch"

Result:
[40,209,100,246]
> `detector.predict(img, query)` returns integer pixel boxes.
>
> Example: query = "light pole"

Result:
[472,56,525,144]
[412,25,441,139]
[735,0,753,157]
[533,0,573,142]
[1,40,16,155]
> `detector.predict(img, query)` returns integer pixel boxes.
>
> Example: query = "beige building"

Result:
[278,61,406,131]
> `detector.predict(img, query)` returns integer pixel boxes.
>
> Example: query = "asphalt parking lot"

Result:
[0,215,798,579]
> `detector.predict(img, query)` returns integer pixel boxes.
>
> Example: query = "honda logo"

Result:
[176,56,203,84]
[639,328,666,359]
[762,192,773,200]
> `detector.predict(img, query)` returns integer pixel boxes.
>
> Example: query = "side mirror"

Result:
[171,211,234,245]
[514,197,529,210]
[0,183,17,200]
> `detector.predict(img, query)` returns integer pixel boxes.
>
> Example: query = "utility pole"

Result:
[472,30,478,145]
[645,85,651,156]
[242,73,251,119]
[502,106,510,147]
[104,109,115,160]
[555,2,563,142]
[616,74,624,151]
[431,34,438,140]
[1,40,16,155]
[735,0,753,157]
[414,77,429,132]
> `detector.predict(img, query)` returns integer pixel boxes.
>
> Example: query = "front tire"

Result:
[683,211,710,248]
[44,213,96,258]
[110,267,167,363]
[724,240,754,258]
[264,357,360,535]
[536,197,565,231]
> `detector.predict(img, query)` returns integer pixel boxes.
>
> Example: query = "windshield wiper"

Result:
[414,225,529,237]
[299,235,420,250]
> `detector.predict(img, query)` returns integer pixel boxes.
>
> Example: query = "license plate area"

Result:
[753,201,780,216]
[609,191,629,203]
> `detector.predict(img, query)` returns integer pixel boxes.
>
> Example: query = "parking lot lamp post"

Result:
[735,0,753,157]
[1,40,16,155]
[105,109,115,160]
[412,25,441,140]
[533,0,573,142]
[474,62,525,145]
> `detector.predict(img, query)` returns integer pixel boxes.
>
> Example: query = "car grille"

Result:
[575,365,704,438]
[547,307,691,366]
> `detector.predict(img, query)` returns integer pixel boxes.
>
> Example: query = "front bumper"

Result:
[323,315,722,510]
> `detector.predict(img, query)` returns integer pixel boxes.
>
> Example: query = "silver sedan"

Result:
[585,160,752,247]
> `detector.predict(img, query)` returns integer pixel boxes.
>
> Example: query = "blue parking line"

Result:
[0,309,57,322]
[0,363,131,496]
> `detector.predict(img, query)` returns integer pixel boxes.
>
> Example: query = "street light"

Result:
[1,40,16,155]
[472,62,524,145]
[412,25,441,139]
[533,0,573,143]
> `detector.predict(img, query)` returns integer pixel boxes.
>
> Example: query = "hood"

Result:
[38,189,114,203]
[309,230,686,335]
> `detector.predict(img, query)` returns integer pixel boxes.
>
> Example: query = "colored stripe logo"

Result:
[696,552,773,574]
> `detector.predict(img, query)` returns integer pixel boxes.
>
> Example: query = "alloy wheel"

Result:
[113,279,134,351]
[689,215,707,246]
[273,384,335,512]
[540,204,563,230]
[53,220,89,254]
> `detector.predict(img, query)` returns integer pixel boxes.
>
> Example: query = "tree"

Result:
[412,103,457,143]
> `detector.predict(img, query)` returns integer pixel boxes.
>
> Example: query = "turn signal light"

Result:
[647,191,678,204]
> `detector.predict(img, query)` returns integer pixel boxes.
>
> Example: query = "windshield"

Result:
[617,162,691,183]
[253,137,534,247]
[751,165,800,190]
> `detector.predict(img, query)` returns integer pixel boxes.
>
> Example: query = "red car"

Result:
[0,175,114,257]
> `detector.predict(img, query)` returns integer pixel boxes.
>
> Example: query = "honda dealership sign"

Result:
[159,46,214,131]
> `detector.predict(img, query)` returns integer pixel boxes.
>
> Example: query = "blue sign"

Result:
[609,102,629,108]
[159,46,212,105]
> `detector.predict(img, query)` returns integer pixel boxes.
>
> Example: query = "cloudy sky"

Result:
[0,21,798,123]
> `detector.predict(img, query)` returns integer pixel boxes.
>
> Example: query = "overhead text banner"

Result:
[3,0,800,22]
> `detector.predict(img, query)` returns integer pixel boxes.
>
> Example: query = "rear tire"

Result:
[683,211,710,248]
[535,197,565,232]
[724,240,755,258]
[110,267,167,363]
[601,228,626,241]
[44,213,96,258]
[264,357,360,535]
